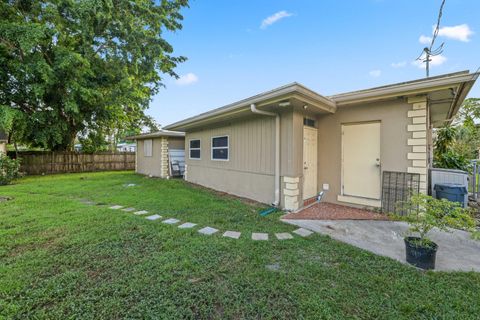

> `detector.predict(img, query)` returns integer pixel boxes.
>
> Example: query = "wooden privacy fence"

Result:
[12,152,135,175]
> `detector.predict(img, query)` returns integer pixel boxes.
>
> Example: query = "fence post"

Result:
[474,160,478,200]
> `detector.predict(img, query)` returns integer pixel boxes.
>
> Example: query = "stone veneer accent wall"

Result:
[406,97,428,194]
[160,137,169,178]
[283,176,301,211]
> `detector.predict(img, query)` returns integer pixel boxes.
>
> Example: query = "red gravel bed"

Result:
[283,202,389,220]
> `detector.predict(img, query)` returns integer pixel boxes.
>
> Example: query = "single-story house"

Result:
[127,129,185,178]
[116,142,136,153]
[163,71,478,211]
[0,130,7,154]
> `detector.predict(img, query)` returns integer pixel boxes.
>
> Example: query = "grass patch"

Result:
[1,171,479,319]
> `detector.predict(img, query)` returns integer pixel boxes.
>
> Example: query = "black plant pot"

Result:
[404,237,438,270]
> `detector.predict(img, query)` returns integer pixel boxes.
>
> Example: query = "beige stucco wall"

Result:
[317,99,411,205]
[136,136,185,178]
[136,138,163,177]
[280,110,308,209]
[0,142,6,154]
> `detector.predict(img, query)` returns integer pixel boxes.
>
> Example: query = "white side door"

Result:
[342,122,381,199]
[303,126,318,200]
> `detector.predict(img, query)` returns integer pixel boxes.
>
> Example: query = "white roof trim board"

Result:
[126,129,185,140]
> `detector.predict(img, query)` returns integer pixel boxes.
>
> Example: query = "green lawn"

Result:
[1,172,479,319]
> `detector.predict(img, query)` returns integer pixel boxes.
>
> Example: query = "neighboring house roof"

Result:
[126,129,185,140]
[0,130,7,142]
[165,71,479,131]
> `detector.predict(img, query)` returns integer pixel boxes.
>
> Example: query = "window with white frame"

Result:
[143,139,153,157]
[211,136,229,160]
[189,139,201,159]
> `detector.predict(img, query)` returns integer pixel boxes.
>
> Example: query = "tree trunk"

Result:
[66,129,78,152]
[13,140,18,159]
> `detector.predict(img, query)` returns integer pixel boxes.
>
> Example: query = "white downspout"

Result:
[250,104,280,206]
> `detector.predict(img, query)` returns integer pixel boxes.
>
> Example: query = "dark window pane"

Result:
[190,140,200,148]
[190,149,200,159]
[212,148,228,160]
[212,136,228,148]
[303,118,316,127]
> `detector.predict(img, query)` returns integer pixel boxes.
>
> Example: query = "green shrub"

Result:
[0,153,22,185]
[433,149,471,172]
[398,193,478,247]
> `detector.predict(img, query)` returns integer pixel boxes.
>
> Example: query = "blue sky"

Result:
[148,0,480,127]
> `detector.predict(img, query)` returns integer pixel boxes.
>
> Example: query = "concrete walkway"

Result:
[282,219,480,272]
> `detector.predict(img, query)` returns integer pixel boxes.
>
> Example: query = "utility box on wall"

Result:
[429,168,469,208]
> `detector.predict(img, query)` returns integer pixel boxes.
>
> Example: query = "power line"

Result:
[430,0,446,51]
[416,0,446,77]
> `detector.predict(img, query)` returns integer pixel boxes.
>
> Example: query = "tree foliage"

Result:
[0,0,188,150]
[433,125,470,171]
[0,105,28,151]
[434,98,480,171]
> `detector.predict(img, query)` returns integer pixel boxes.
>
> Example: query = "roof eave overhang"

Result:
[330,73,478,106]
[445,78,477,125]
[165,84,336,131]
[126,132,185,140]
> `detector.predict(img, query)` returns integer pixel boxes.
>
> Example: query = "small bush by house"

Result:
[0,154,21,185]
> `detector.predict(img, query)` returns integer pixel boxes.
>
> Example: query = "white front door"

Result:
[342,122,381,199]
[303,126,318,200]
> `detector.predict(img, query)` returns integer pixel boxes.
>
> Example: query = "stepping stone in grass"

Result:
[178,222,197,229]
[293,228,313,237]
[198,227,219,235]
[122,207,136,212]
[266,263,281,272]
[223,231,241,239]
[252,233,269,241]
[146,214,162,221]
[275,233,294,240]
[162,218,180,224]
[79,199,96,205]
[109,205,123,210]
[134,210,149,215]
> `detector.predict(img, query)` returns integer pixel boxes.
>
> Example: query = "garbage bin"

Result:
[433,183,468,207]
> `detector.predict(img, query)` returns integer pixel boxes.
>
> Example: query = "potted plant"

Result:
[399,193,478,270]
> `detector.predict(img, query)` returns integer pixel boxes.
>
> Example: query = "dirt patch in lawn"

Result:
[0,195,13,202]
[283,202,389,221]
[184,180,266,208]
[6,227,67,258]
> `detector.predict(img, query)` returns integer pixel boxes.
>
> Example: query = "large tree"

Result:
[0,0,188,150]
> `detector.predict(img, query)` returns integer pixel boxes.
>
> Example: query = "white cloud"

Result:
[175,73,198,86]
[260,11,293,29]
[436,24,474,42]
[412,54,447,69]
[391,61,407,68]
[419,35,432,45]
[369,69,382,77]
